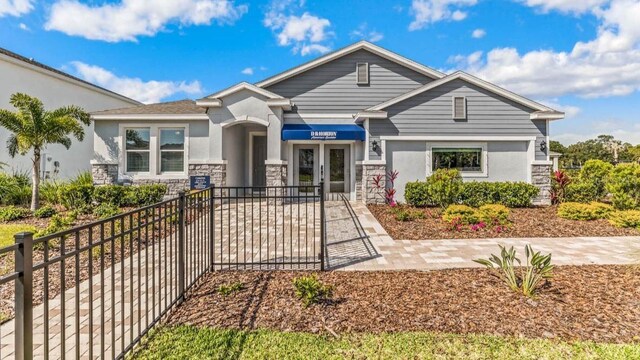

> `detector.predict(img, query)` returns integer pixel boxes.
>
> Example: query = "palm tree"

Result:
[0,93,90,210]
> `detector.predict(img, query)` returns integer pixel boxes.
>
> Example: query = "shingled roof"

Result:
[91,99,206,116]
[0,47,140,105]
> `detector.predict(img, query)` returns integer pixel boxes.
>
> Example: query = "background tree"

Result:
[549,140,566,155]
[0,93,90,210]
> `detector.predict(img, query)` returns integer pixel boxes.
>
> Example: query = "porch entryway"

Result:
[290,142,355,200]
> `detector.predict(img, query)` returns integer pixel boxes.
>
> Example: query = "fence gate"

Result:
[208,184,325,270]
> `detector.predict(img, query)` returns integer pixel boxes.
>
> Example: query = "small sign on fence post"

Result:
[190,175,210,190]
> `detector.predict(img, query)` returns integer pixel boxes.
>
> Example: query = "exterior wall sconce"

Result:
[540,140,547,153]
[371,140,379,152]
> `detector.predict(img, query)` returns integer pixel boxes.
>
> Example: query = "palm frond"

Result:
[0,109,23,133]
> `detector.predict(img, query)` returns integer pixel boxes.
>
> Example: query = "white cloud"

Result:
[70,61,202,104]
[471,28,486,38]
[18,22,29,31]
[554,124,640,145]
[521,0,609,14]
[264,0,333,55]
[350,23,384,42]
[241,67,254,75]
[409,0,477,30]
[45,0,248,42]
[452,0,640,99]
[539,100,581,118]
[0,0,33,17]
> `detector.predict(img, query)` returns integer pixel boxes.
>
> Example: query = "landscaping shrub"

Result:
[93,185,126,206]
[35,211,77,238]
[69,171,93,186]
[33,205,57,218]
[477,204,510,225]
[557,202,612,221]
[39,180,63,204]
[0,172,31,206]
[550,170,571,204]
[404,181,430,207]
[459,182,538,208]
[579,160,613,200]
[122,184,167,207]
[442,204,479,225]
[93,203,121,220]
[474,244,553,297]
[293,275,333,307]
[58,184,94,212]
[217,282,244,297]
[608,210,640,229]
[606,163,640,210]
[0,206,31,222]
[392,207,425,222]
[564,181,599,203]
[426,169,462,208]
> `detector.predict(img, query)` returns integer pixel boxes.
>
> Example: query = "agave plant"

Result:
[474,244,553,297]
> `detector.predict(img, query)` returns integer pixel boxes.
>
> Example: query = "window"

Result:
[159,128,185,172]
[453,96,466,119]
[356,62,369,85]
[125,128,150,172]
[432,147,482,172]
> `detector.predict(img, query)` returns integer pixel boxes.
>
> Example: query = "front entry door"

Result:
[293,145,319,194]
[252,135,267,187]
[324,145,350,194]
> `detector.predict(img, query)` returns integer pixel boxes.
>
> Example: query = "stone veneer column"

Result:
[91,163,118,185]
[265,163,287,204]
[531,164,552,205]
[362,164,386,204]
[355,164,363,201]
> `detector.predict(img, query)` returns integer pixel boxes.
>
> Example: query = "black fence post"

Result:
[14,232,33,360]
[319,181,326,271]
[177,191,186,301]
[209,184,215,271]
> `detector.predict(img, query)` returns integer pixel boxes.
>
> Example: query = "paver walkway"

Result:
[341,202,640,270]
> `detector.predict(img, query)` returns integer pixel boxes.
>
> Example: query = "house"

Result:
[90,41,563,204]
[0,47,140,179]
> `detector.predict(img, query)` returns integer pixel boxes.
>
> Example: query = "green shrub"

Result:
[478,204,510,225]
[122,184,167,207]
[459,182,538,208]
[564,181,599,203]
[0,172,31,206]
[442,204,479,225]
[39,180,63,204]
[608,210,640,229]
[426,169,462,208]
[392,207,425,222]
[35,212,77,238]
[33,205,57,219]
[93,185,126,206]
[557,202,612,221]
[404,181,430,207]
[58,184,94,212]
[606,163,640,210]
[579,160,613,200]
[70,171,93,186]
[93,203,121,219]
[293,275,333,307]
[0,206,31,222]
[217,282,244,297]
[474,244,553,297]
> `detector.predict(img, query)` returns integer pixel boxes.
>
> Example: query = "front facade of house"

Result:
[91,42,563,204]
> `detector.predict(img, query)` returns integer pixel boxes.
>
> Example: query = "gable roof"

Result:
[0,47,140,106]
[91,99,207,119]
[367,71,564,119]
[255,41,446,88]
[201,81,285,100]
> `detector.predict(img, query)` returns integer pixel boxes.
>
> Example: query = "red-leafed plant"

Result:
[550,170,571,205]
[370,170,400,206]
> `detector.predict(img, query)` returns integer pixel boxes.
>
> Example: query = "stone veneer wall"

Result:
[355,164,363,201]
[362,164,386,204]
[532,164,552,206]
[265,164,287,187]
[91,163,227,198]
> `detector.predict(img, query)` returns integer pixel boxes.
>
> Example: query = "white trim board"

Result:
[255,41,445,88]
[93,114,209,120]
[379,135,537,141]
[426,142,488,178]
[367,71,564,118]
[201,81,285,101]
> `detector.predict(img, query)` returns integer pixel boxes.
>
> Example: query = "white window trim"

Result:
[427,142,488,178]
[356,62,369,85]
[118,123,190,181]
[452,96,467,120]
[158,127,188,175]
[124,127,151,175]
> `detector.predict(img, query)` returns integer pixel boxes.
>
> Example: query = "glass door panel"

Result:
[298,148,315,193]
[329,148,345,192]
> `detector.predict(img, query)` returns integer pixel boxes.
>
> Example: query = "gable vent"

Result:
[453,96,466,119]
[356,62,369,85]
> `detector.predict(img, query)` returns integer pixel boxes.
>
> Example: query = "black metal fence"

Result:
[0,184,325,359]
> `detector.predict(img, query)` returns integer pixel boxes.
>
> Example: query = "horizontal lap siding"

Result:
[370,79,547,160]
[265,50,433,113]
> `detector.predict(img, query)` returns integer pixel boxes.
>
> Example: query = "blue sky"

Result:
[1,0,640,145]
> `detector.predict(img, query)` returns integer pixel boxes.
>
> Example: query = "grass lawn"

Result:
[0,224,36,248]
[132,326,640,360]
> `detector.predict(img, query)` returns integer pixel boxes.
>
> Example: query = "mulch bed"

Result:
[368,205,640,240]
[168,266,640,343]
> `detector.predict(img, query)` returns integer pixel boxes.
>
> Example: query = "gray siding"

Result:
[265,49,434,114]
[369,79,547,160]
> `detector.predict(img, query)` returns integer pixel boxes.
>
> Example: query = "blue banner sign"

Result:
[190,175,210,190]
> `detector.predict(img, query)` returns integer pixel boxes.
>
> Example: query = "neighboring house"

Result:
[91,41,563,204]
[0,47,140,179]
